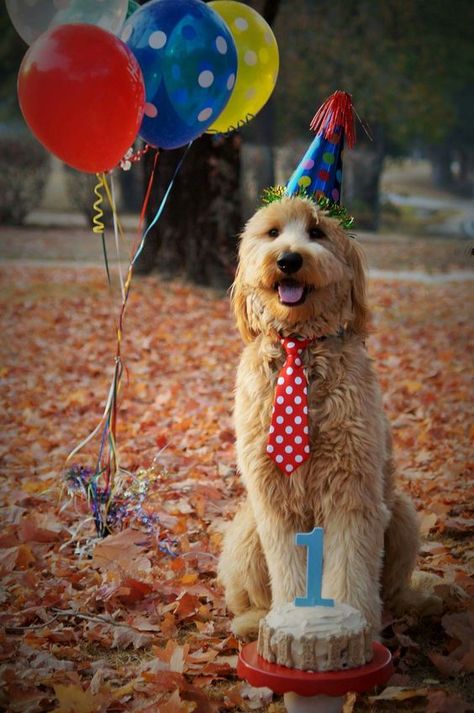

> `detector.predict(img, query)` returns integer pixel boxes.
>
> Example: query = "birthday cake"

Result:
[257,601,373,672]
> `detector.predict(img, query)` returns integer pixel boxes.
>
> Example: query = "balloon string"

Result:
[65,370,117,464]
[67,145,192,536]
[104,173,125,299]
[133,142,193,267]
[101,172,127,244]
[137,149,160,246]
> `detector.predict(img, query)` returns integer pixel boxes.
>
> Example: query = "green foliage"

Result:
[272,0,474,150]
[261,185,354,229]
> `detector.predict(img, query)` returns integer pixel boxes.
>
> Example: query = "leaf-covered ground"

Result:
[0,258,473,712]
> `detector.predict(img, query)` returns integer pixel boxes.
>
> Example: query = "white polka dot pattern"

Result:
[198,70,214,88]
[148,30,167,49]
[267,337,312,475]
[197,107,213,122]
[215,36,227,53]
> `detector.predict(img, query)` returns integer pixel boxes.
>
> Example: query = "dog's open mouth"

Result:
[276,279,308,306]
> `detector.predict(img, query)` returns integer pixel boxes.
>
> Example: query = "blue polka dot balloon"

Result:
[121,0,237,149]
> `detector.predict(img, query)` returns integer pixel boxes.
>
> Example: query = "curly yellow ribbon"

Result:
[92,173,106,235]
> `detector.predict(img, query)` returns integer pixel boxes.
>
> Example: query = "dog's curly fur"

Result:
[218,196,437,639]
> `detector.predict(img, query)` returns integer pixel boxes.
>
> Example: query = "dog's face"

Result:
[232,196,368,341]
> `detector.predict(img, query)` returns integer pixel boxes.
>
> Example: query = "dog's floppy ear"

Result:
[348,239,369,336]
[231,266,257,343]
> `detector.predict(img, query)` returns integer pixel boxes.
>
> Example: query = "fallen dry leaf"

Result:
[419,512,438,536]
[50,684,109,713]
[369,686,429,702]
[157,689,196,713]
[425,689,471,713]
[92,528,152,575]
[427,651,462,677]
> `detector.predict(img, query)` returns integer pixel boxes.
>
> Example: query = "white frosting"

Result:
[259,601,371,672]
[264,601,367,638]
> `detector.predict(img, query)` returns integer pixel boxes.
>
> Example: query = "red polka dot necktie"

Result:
[267,337,312,475]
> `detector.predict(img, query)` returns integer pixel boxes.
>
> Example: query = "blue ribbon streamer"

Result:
[132,141,193,268]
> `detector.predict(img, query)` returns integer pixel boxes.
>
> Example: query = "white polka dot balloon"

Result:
[207,1,279,133]
[6,0,128,45]
[122,0,238,149]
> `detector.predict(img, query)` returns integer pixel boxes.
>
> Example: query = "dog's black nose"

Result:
[277,251,303,274]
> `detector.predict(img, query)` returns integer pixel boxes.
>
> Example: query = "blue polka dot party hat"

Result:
[286,90,356,205]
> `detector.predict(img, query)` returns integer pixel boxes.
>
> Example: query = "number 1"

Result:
[294,527,334,607]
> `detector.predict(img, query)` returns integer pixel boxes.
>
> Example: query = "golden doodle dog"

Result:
[218,195,435,639]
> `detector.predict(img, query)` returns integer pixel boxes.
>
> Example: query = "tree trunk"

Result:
[343,125,386,231]
[430,142,454,190]
[135,134,241,288]
[135,0,281,284]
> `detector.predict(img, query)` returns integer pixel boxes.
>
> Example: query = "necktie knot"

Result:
[281,337,312,358]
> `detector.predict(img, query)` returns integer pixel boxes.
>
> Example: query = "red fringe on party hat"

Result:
[309,90,356,148]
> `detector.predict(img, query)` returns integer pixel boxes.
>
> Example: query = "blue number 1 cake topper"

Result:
[294,527,334,607]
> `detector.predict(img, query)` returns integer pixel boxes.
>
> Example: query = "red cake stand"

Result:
[238,641,393,713]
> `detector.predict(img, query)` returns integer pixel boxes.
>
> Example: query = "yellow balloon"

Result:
[207,1,279,133]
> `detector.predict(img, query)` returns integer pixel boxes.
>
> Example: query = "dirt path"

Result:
[0,215,473,276]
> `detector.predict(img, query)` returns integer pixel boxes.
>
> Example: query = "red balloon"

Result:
[17,24,145,173]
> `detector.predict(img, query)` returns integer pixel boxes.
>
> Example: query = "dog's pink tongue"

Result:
[278,283,304,304]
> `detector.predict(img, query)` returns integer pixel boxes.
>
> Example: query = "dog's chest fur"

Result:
[234,333,387,525]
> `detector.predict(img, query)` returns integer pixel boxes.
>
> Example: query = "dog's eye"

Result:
[308,226,325,240]
[268,228,279,238]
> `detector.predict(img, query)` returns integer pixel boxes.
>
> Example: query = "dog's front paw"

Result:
[230,609,268,640]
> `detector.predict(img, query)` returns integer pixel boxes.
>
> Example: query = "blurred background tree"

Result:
[138,0,473,283]
[0,9,51,224]
[0,9,26,125]
[273,0,474,226]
